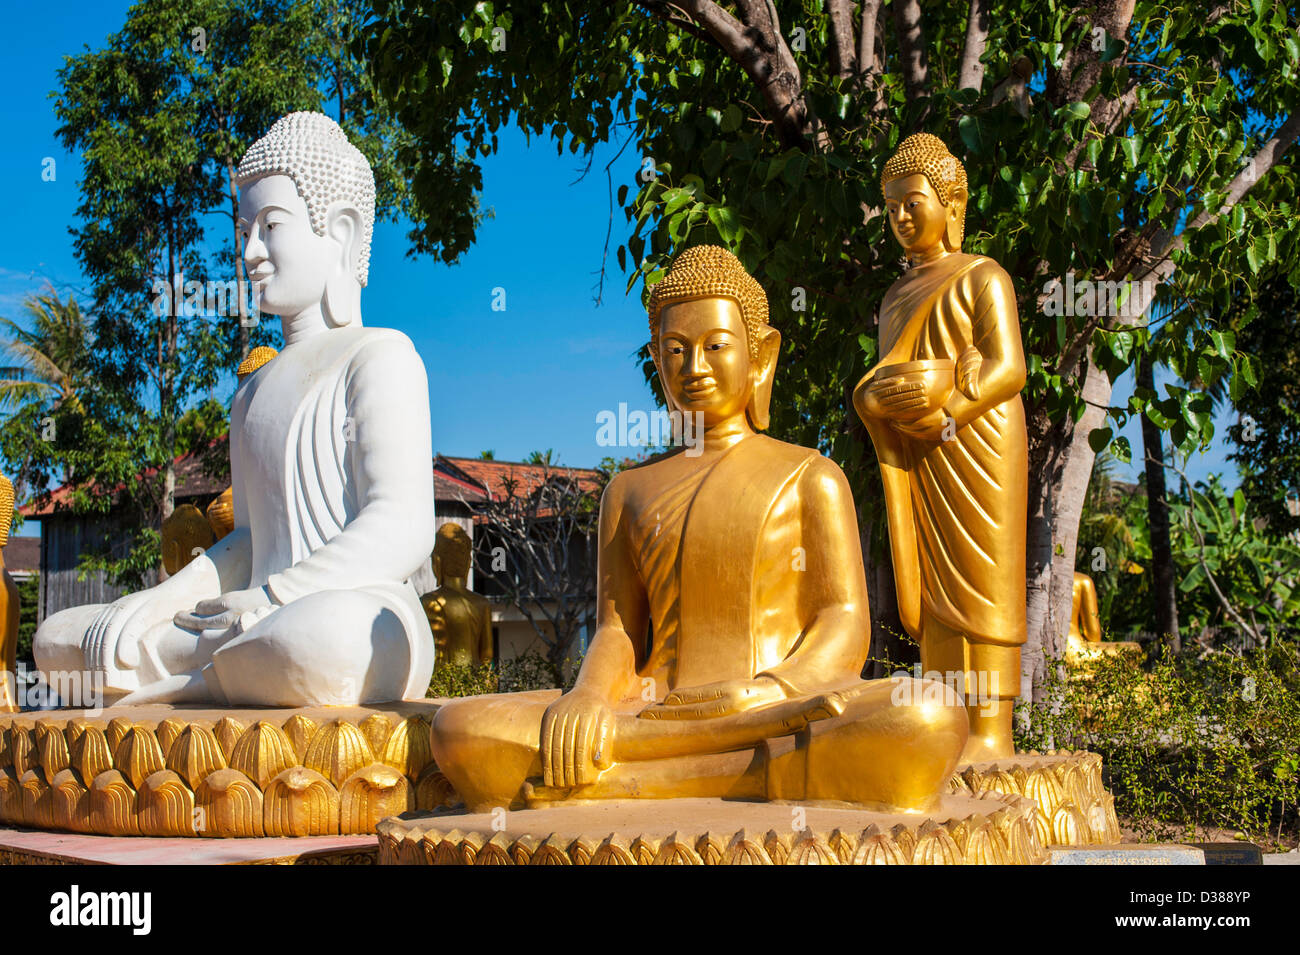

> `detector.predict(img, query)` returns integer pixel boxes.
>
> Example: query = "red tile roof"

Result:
[437,455,603,500]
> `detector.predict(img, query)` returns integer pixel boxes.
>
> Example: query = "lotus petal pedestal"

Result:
[0,702,449,838]
[375,791,1050,865]
[949,750,1121,847]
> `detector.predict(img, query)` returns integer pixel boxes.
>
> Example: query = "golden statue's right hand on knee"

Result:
[539,688,614,789]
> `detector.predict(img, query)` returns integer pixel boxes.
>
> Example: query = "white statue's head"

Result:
[236,112,376,329]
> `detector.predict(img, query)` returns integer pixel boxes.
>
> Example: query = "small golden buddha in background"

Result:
[422,523,493,669]
[853,133,1028,762]
[1066,571,1141,665]
[1,476,20,713]
[161,504,215,576]
[430,245,967,813]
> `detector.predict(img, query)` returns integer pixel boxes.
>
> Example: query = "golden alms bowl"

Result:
[872,358,955,422]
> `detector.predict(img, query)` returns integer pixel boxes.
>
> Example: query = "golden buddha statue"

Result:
[430,245,967,813]
[160,504,215,576]
[853,133,1028,762]
[0,476,18,713]
[1066,571,1141,665]
[422,523,493,669]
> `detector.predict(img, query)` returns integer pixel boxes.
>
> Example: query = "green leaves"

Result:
[1055,101,1092,122]
[1119,136,1141,168]
[957,114,986,155]
[706,205,741,244]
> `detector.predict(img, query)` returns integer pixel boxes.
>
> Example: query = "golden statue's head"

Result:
[647,245,780,430]
[433,522,472,581]
[0,475,13,548]
[881,132,968,257]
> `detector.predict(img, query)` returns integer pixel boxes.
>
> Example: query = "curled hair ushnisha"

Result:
[647,245,769,359]
[0,475,13,546]
[881,132,968,246]
[236,112,377,286]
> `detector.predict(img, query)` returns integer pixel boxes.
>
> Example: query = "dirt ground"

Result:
[1118,816,1297,851]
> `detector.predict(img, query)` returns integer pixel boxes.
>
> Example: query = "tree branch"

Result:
[632,0,718,47]
[673,0,812,148]
[856,0,883,84]
[957,0,991,90]
[1137,111,1300,287]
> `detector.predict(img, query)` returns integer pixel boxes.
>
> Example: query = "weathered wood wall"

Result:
[37,516,158,624]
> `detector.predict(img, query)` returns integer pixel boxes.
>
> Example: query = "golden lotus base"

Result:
[375,791,1050,865]
[949,749,1121,847]
[0,701,453,838]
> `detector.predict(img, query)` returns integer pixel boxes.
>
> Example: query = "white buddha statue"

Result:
[33,112,437,707]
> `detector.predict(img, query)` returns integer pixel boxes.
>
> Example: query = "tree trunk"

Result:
[861,510,912,678]
[1024,351,1112,705]
[226,157,252,360]
[1137,355,1181,652]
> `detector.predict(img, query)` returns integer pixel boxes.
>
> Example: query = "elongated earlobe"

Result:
[944,187,968,253]
[323,272,360,327]
[746,327,781,431]
[323,202,363,327]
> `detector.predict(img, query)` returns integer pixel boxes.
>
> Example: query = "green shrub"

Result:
[426,649,584,699]
[15,573,38,664]
[1017,643,1300,848]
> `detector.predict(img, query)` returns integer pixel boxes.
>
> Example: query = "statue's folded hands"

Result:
[172,585,274,633]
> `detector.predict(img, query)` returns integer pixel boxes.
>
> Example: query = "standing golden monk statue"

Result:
[430,245,967,812]
[0,476,20,713]
[422,523,493,669]
[853,133,1028,762]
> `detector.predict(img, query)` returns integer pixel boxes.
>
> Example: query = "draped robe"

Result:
[228,326,435,699]
[32,325,437,704]
[625,434,870,698]
[427,433,969,811]
[867,253,1027,649]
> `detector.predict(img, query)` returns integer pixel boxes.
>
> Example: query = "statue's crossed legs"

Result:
[34,588,416,707]
[430,678,968,812]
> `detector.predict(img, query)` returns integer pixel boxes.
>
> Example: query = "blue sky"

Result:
[1,2,1239,538]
